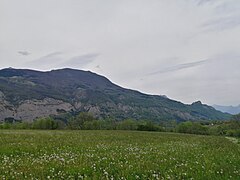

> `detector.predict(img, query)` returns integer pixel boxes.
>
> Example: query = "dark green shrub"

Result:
[32,117,58,130]
[117,119,138,130]
[177,121,209,135]
[68,112,95,130]
[137,121,163,132]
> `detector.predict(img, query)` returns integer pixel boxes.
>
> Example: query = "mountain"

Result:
[213,104,240,115]
[0,68,230,122]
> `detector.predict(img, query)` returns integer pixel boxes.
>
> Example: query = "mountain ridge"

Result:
[0,68,230,122]
[213,104,240,115]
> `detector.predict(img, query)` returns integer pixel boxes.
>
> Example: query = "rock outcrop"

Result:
[0,95,74,122]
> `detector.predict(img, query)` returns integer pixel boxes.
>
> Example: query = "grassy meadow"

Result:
[0,130,239,179]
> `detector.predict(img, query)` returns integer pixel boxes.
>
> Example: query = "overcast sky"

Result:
[0,0,240,106]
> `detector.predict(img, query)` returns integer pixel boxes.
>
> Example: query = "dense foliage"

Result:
[0,113,164,132]
[1,112,239,137]
[176,121,209,135]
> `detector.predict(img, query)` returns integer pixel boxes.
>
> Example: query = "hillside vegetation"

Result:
[0,68,230,122]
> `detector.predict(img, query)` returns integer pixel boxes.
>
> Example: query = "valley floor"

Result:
[0,130,239,179]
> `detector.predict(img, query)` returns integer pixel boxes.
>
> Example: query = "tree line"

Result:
[0,112,240,137]
[0,113,163,132]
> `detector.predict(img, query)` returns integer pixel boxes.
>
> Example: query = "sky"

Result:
[0,0,240,106]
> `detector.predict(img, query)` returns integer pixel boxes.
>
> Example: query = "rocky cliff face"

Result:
[0,92,74,121]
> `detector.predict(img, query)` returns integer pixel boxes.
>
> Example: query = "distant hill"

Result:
[0,68,230,122]
[213,104,240,115]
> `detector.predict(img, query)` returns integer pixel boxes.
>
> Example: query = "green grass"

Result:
[0,130,239,179]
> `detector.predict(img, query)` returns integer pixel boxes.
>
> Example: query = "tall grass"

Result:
[0,130,239,179]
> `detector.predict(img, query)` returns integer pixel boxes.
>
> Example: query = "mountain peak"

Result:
[192,101,202,105]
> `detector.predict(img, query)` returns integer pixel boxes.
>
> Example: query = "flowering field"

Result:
[0,130,239,179]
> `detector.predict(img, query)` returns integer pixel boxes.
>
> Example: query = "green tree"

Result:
[137,121,163,132]
[68,112,95,130]
[32,117,58,130]
[177,121,209,135]
[117,119,138,130]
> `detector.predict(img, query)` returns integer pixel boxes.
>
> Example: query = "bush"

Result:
[83,120,102,130]
[11,122,32,129]
[117,119,138,130]
[68,112,95,130]
[137,121,163,132]
[0,123,11,129]
[32,117,58,130]
[177,121,209,135]
[226,129,240,137]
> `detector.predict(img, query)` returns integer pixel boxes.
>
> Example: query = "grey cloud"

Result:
[24,52,98,69]
[24,51,63,68]
[201,16,240,31]
[59,53,99,68]
[40,52,63,59]
[18,51,31,56]
[147,59,209,76]
[197,0,212,6]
